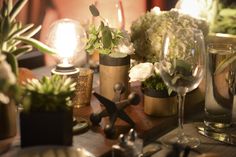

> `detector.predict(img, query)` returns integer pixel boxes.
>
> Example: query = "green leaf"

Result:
[102,26,112,49]
[215,54,236,74]
[9,0,28,21]
[1,0,8,17]
[15,36,56,55]
[89,4,100,17]
[1,16,10,41]
[100,48,110,54]
[171,74,182,85]
[12,45,33,58]
[21,25,41,38]
[100,21,104,30]
[174,59,192,76]
[109,52,127,58]
[4,52,18,77]
[8,23,34,39]
[7,0,13,14]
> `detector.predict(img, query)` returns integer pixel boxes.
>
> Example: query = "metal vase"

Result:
[99,54,130,100]
[143,88,177,117]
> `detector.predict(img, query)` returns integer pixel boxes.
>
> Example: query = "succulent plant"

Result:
[22,75,76,113]
[0,0,56,77]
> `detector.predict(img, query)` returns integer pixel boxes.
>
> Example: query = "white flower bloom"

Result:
[151,7,161,15]
[0,55,16,84]
[0,92,10,104]
[129,63,154,82]
[117,42,135,55]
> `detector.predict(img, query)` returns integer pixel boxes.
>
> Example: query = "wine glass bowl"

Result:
[159,28,206,148]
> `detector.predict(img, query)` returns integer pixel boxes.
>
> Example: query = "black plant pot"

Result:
[20,110,73,147]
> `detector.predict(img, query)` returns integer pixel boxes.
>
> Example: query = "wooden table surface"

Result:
[0,66,205,157]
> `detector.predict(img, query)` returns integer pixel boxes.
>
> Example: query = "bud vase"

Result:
[99,54,130,100]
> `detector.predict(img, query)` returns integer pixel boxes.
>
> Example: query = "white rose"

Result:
[0,55,16,84]
[129,63,154,82]
[0,92,10,104]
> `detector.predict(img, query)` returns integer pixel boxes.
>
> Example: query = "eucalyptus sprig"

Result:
[86,4,133,58]
[22,75,76,113]
[0,0,56,76]
[85,21,124,55]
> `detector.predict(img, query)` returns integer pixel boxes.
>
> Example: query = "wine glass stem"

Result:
[178,93,186,137]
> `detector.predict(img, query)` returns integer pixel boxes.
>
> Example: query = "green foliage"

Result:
[130,12,159,62]
[142,74,168,92]
[210,0,236,35]
[86,5,125,57]
[89,4,100,17]
[0,0,56,77]
[131,10,208,62]
[85,22,124,56]
[22,75,76,113]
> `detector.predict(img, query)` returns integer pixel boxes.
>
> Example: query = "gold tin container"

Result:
[75,68,93,107]
[99,54,130,100]
[143,88,177,117]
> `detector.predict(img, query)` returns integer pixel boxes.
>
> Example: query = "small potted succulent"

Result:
[20,75,76,147]
[129,8,208,116]
[86,5,134,100]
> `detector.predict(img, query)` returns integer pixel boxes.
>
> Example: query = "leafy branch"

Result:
[86,4,125,56]
[0,0,56,77]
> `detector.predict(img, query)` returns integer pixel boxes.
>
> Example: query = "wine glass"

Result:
[159,28,206,148]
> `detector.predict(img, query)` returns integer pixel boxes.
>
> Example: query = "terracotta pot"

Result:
[0,101,17,140]
[99,54,130,100]
[18,67,35,84]
[143,88,177,117]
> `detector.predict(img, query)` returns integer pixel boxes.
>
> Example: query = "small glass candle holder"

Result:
[74,68,94,108]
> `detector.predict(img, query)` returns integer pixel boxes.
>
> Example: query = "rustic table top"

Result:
[0,66,206,157]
